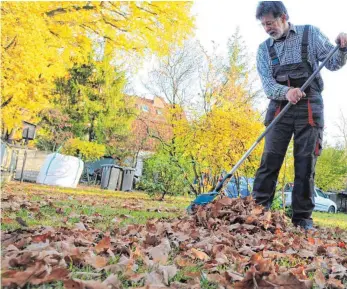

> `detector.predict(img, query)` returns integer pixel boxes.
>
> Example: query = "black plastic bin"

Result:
[100,165,122,191]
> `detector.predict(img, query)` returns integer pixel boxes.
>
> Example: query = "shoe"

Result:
[294,219,315,231]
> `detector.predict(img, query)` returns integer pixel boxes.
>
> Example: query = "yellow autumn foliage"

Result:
[61,138,105,162]
[182,98,263,178]
[1,1,195,135]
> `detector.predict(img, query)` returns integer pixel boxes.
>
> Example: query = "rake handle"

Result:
[213,45,340,193]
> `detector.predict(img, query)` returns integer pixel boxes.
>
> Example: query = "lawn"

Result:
[2,182,346,231]
[1,182,191,232]
[313,211,347,230]
[1,181,347,288]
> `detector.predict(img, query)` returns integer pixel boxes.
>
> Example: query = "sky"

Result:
[190,0,347,146]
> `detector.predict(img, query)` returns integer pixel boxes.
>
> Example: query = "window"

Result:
[316,189,327,198]
[142,105,149,112]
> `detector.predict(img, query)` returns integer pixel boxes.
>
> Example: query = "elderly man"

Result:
[252,1,347,229]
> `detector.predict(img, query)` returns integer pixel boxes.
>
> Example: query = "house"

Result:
[129,96,174,178]
[83,96,176,181]
[132,96,173,152]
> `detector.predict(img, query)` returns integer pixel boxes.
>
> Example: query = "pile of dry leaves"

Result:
[1,196,347,289]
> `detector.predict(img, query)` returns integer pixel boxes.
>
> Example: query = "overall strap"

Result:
[266,38,280,67]
[301,25,310,62]
[302,24,318,126]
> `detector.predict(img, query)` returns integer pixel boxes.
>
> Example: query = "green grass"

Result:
[2,182,347,232]
[1,182,192,231]
[312,211,347,230]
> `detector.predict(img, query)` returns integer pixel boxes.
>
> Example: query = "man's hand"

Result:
[286,88,306,104]
[336,32,347,48]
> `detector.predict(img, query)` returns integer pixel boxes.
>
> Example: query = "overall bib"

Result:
[253,25,324,225]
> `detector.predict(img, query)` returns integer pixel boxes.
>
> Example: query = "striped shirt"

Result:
[257,23,347,100]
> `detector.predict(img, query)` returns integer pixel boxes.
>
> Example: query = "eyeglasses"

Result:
[260,18,279,28]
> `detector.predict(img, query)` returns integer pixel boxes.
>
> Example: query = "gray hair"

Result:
[256,1,289,20]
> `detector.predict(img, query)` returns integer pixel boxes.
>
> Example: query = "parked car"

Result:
[283,183,337,213]
[225,177,254,198]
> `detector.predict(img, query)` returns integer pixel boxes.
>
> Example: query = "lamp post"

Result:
[20,121,36,183]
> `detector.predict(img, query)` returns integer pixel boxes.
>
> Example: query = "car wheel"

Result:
[328,206,335,213]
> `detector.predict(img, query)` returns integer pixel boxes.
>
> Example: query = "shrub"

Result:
[138,151,191,200]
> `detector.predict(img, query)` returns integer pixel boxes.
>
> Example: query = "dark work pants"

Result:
[252,97,323,224]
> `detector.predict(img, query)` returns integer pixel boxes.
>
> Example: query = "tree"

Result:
[145,40,203,107]
[335,110,347,150]
[315,146,347,191]
[1,1,195,138]
[35,108,73,152]
[51,58,136,161]
[62,138,105,162]
[180,31,263,194]
[140,32,264,196]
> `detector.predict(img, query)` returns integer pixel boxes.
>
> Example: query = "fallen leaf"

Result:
[84,253,108,269]
[190,248,210,261]
[30,268,69,285]
[74,222,87,231]
[95,236,111,254]
[314,269,326,289]
[102,274,122,289]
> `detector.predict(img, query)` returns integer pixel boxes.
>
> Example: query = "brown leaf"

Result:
[64,279,85,289]
[64,279,109,289]
[266,272,313,289]
[2,262,46,287]
[102,273,122,289]
[148,239,171,265]
[74,222,87,231]
[82,280,110,289]
[84,253,108,269]
[250,206,263,216]
[206,273,229,286]
[174,256,196,268]
[158,265,177,285]
[32,232,52,243]
[31,268,69,285]
[145,234,160,246]
[95,236,111,254]
[290,266,308,280]
[190,248,210,261]
[314,269,326,289]
[145,271,165,286]
[149,246,169,264]
[326,277,344,289]
[131,245,145,260]
[326,246,340,258]
[225,270,244,282]
[245,215,257,224]
[1,217,15,224]
[8,252,33,267]
[297,249,315,259]
[56,207,64,214]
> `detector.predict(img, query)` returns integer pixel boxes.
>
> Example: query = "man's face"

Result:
[260,14,287,40]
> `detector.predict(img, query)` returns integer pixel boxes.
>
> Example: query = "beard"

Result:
[269,31,282,39]
[268,31,285,40]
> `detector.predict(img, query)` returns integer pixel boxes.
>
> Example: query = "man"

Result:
[252,1,347,230]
